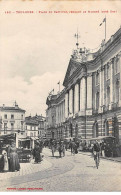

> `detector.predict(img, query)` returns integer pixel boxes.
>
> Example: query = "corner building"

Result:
[46,27,121,144]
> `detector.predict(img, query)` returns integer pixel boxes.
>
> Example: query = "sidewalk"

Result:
[0,157,52,181]
[78,150,121,162]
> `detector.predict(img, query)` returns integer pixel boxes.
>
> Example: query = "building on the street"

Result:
[25,116,39,148]
[25,116,39,138]
[30,114,46,139]
[46,26,121,144]
[0,102,26,147]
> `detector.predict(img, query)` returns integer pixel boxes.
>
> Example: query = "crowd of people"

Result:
[0,137,120,173]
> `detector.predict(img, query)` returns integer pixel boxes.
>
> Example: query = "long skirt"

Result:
[9,152,20,172]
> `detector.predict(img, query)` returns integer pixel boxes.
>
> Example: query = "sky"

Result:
[0,0,121,116]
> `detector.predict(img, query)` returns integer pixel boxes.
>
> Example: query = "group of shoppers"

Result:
[0,142,20,172]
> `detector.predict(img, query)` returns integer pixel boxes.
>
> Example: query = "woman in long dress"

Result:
[3,151,9,172]
[9,142,20,172]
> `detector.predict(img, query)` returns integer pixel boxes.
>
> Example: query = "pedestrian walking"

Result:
[69,139,73,155]
[33,142,41,163]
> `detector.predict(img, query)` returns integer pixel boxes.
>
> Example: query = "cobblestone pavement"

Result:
[1,148,121,191]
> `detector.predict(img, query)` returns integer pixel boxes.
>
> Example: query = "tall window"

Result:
[52,116,54,126]
[11,123,14,130]
[107,87,110,106]
[104,120,109,136]
[4,123,7,134]
[21,121,23,130]
[4,114,7,119]
[96,92,99,110]
[11,114,14,119]
[115,80,119,104]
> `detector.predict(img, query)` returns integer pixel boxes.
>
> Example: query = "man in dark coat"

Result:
[33,142,41,163]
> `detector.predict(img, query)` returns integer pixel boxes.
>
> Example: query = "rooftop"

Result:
[0,104,25,113]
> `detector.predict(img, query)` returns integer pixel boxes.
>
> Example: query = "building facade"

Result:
[46,27,121,144]
[30,114,46,139]
[25,116,39,138]
[0,102,26,147]
[0,102,25,136]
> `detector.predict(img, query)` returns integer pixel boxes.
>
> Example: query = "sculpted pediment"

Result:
[63,58,80,87]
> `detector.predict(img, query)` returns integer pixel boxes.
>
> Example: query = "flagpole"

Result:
[57,81,60,93]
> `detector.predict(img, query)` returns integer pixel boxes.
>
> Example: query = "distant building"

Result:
[0,102,26,147]
[25,116,39,138]
[0,102,25,135]
[31,114,46,139]
[25,116,39,148]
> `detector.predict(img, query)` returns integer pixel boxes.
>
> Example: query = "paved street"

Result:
[0,148,121,191]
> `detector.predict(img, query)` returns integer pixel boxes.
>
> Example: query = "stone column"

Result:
[72,86,75,114]
[99,68,102,113]
[102,66,105,108]
[69,88,73,116]
[80,79,82,111]
[56,106,58,125]
[74,83,79,114]
[110,58,114,109]
[87,74,92,114]
[80,77,86,115]
[65,93,68,118]
[119,52,121,106]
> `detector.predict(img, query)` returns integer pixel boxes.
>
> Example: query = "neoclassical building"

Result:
[46,27,121,144]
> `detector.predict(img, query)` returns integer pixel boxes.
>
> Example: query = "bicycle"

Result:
[93,151,100,169]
